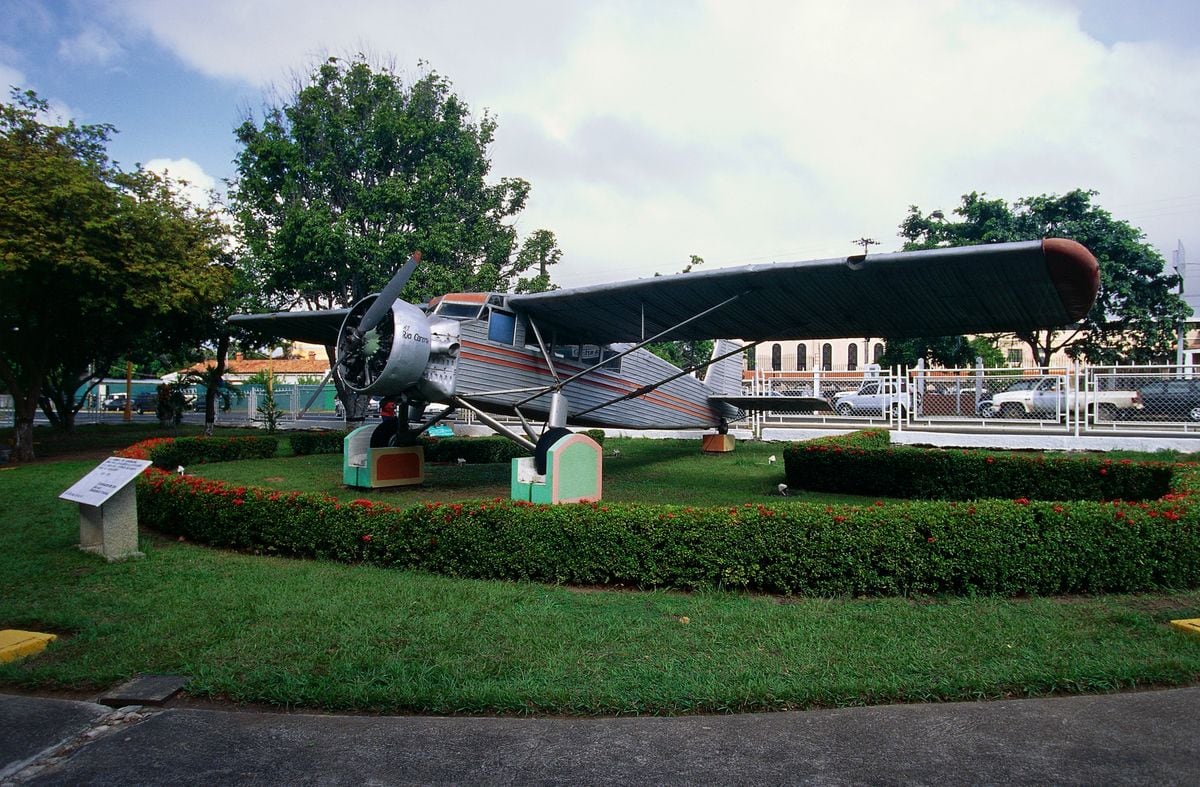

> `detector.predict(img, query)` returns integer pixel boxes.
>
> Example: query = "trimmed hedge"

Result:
[286,431,530,464]
[421,436,529,464]
[784,432,1174,502]
[120,434,1200,597]
[137,436,278,469]
[289,430,348,456]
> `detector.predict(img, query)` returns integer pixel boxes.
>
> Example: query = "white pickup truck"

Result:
[831,379,909,417]
[982,377,1140,420]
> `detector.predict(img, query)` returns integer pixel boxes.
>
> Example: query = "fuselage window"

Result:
[600,347,622,373]
[553,344,580,361]
[488,309,517,345]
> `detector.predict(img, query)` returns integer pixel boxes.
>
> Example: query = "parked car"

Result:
[981,377,1139,421]
[101,395,128,411]
[1130,379,1200,421]
[334,397,381,418]
[132,392,159,414]
[831,380,908,417]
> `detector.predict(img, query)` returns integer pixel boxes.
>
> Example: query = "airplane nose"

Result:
[1042,238,1099,323]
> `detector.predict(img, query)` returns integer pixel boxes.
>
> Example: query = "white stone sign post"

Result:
[60,457,153,561]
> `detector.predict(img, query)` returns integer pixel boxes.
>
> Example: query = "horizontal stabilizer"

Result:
[709,395,834,413]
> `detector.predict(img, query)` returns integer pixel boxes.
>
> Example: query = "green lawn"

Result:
[1,426,1199,714]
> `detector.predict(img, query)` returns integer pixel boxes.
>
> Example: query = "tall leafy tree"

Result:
[897,190,1190,368]
[231,58,557,305]
[230,56,560,415]
[0,90,231,461]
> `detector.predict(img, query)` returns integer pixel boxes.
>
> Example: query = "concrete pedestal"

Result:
[343,425,425,488]
[511,433,603,504]
[702,433,736,453]
[78,483,144,561]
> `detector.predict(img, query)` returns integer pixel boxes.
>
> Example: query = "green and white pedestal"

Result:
[511,433,603,504]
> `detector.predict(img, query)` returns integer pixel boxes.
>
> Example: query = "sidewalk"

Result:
[4,687,1198,784]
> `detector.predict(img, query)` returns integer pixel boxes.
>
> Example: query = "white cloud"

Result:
[143,157,219,207]
[0,60,25,94]
[57,26,123,66]
[106,0,1200,287]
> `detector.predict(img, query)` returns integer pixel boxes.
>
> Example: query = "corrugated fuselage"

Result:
[451,319,735,429]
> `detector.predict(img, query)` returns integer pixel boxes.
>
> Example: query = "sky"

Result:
[4,0,1199,295]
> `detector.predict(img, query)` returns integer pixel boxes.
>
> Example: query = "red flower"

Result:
[985,457,995,464]
[1099,468,1108,476]
[1014,498,1030,506]
[361,534,373,542]
[927,536,936,543]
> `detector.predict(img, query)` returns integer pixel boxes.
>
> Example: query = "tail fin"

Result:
[702,339,746,395]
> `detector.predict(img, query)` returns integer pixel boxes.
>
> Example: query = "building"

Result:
[752,335,1075,373]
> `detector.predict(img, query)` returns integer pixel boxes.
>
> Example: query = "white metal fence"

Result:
[748,362,1200,437]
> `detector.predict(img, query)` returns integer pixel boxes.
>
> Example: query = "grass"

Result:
[1,426,1199,714]
[194,436,871,507]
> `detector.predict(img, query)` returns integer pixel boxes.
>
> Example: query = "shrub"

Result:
[136,470,1200,596]
[289,430,349,456]
[783,432,1173,501]
[420,436,529,464]
[582,429,606,446]
[143,436,278,469]
[125,434,1200,597]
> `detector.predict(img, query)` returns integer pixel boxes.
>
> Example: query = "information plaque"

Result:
[60,457,152,560]
[60,457,152,507]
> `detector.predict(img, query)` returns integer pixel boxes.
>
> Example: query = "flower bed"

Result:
[120,435,1200,597]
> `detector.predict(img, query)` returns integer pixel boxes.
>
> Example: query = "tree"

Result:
[0,90,231,461]
[878,335,1007,369]
[230,56,560,415]
[898,190,1190,368]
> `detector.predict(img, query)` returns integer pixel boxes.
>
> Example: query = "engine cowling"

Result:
[335,296,432,395]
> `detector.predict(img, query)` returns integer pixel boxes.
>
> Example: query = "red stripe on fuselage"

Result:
[459,340,716,422]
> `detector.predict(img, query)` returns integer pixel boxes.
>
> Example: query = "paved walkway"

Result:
[3,688,1198,784]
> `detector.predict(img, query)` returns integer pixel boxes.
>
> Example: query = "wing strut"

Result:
[525,317,561,385]
[451,396,537,452]
[572,339,762,419]
[514,289,750,409]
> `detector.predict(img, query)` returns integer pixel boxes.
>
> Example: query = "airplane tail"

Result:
[702,339,746,395]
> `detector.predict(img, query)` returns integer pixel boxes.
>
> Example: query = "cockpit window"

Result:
[436,301,485,320]
[488,309,517,345]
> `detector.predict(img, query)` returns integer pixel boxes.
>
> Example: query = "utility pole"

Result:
[852,237,880,255]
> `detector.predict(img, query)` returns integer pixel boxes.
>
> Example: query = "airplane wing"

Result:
[506,239,1098,344]
[228,308,351,346]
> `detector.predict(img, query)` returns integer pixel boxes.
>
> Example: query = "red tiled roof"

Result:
[181,358,330,376]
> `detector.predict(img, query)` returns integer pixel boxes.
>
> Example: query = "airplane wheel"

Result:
[1000,403,1024,419]
[535,427,573,475]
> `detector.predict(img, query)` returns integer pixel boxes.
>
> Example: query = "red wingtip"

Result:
[1043,238,1099,322]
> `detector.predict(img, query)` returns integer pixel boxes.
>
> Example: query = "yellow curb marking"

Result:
[0,629,57,663]
[1169,618,1200,640]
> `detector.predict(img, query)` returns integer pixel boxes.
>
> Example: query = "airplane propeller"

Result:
[353,251,422,339]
